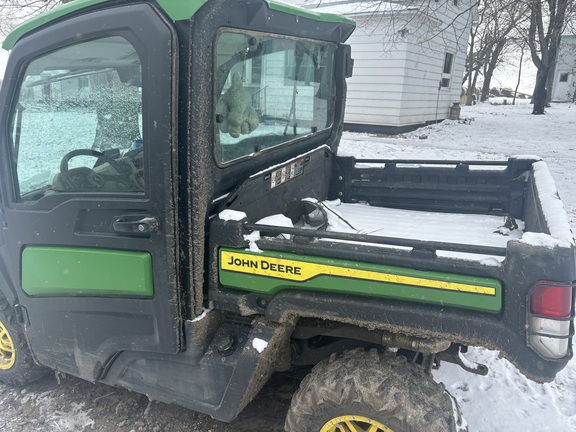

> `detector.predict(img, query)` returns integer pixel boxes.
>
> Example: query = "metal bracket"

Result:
[13,303,30,326]
[437,345,488,376]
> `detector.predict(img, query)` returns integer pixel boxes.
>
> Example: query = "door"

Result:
[0,4,181,380]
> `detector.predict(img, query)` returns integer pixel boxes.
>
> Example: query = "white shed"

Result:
[289,0,475,133]
[551,35,576,103]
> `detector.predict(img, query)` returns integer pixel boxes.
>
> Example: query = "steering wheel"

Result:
[58,149,129,191]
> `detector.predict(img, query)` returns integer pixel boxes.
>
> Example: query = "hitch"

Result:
[437,345,488,376]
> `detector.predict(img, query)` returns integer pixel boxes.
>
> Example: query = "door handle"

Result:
[112,216,160,233]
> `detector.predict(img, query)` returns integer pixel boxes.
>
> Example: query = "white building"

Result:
[551,35,576,103]
[290,0,475,133]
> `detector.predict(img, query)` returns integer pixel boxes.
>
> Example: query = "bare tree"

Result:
[512,41,526,105]
[486,3,527,99]
[527,0,572,114]
[356,0,575,114]
[463,0,529,104]
[300,0,479,53]
[0,0,69,38]
[463,3,483,105]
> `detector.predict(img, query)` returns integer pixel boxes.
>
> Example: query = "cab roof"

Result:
[2,0,355,50]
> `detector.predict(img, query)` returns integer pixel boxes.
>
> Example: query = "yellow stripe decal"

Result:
[220,251,496,296]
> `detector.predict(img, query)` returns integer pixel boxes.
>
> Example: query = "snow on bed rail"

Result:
[219,209,247,221]
[527,161,574,247]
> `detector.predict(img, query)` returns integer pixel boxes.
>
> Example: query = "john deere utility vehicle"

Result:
[0,1,574,431]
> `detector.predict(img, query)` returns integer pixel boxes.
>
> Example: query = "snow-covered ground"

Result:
[339,100,576,432]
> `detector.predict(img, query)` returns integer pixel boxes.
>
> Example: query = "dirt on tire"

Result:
[285,348,466,432]
[0,304,49,386]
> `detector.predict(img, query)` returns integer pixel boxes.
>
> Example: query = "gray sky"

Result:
[0,49,8,78]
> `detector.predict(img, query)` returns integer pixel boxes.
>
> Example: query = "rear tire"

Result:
[285,348,467,432]
[0,302,48,386]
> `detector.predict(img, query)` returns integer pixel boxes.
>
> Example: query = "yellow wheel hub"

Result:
[320,415,394,432]
[0,320,16,370]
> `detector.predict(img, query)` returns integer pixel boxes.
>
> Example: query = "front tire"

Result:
[285,348,466,432]
[0,304,48,386]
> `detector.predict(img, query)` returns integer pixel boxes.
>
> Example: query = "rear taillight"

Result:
[530,282,573,318]
[527,280,574,359]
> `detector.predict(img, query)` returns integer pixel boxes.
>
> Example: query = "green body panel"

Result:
[3,0,354,50]
[22,246,154,296]
[155,0,208,21]
[266,0,355,25]
[219,248,502,312]
[3,0,109,50]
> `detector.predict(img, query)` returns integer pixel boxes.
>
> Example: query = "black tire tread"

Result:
[0,306,49,386]
[285,348,466,432]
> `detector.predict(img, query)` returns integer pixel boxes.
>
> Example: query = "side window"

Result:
[11,36,144,201]
[441,52,454,88]
[214,30,337,164]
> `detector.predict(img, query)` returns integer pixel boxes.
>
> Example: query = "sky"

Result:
[492,59,537,94]
[490,50,538,94]
[0,48,7,78]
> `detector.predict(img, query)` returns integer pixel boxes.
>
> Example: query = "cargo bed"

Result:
[209,147,575,382]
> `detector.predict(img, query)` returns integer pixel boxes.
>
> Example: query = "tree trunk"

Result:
[480,78,491,102]
[513,48,525,105]
[480,39,507,102]
[527,0,569,115]
[532,68,549,114]
[466,26,476,106]
[471,68,479,103]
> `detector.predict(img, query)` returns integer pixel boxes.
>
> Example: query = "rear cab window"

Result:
[214,29,337,165]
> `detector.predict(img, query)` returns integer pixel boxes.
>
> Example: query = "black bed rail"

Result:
[330,157,538,218]
[244,223,507,257]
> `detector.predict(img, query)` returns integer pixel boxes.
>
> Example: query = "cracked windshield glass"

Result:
[11,36,144,201]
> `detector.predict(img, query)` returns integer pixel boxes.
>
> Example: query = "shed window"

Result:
[441,52,454,88]
[560,73,569,82]
[443,53,454,74]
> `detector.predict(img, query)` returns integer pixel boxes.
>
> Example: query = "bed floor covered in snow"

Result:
[324,200,522,247]
[292,200,524,263]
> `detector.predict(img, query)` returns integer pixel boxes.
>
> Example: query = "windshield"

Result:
[215,30,337,164]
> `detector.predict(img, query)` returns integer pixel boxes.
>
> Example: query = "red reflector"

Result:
[530,281,573,319]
